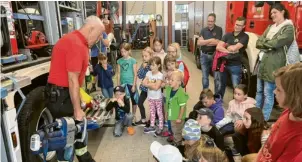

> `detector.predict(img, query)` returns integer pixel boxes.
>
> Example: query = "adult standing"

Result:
[45,16,105,162]
[255,3,294,121]
[90,16,110,91]
[197,13,223,90]
[215,17,249,99]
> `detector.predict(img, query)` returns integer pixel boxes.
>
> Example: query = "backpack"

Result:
[177,60,190,87]
[281,26,301,65]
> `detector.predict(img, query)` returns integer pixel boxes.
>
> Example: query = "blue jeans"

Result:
[101,87,113,98]
[200,52,214,89]
[255,78,276,121]
[113,113,133,137]
[214,65,242,99]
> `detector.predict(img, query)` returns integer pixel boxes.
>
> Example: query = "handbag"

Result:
[281,26,301,65]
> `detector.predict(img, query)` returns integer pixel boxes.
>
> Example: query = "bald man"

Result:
[46,16,104,162]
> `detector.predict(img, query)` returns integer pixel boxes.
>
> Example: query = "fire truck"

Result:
[0,1,120,162]
[193,1,302,97]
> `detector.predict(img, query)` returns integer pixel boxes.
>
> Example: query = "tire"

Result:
[109,50,117,76]
[195,47,201,69]
[241,56,256,97]
[18,86,57,162]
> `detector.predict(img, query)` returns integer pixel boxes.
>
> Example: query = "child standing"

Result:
[105,86,135,137]
[167,43,190,88]
[136,47,153,126]
[216,84,256,136]
[165,71,189,146]
[143,56,164,134]
[93,53,114,98]
[117,43,139,123]
[163,55,179,86]
[153,38,166,65]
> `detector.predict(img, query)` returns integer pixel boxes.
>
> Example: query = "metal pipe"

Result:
[168,1,172,44]
[122,1,126,30]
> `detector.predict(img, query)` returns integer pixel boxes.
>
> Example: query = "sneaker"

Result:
[161,131,171,137]
[132,116,137,126]
[135,120,146,126]
[144,127,156,133]
[127,127,135,135]
[154,129,163,137]
[231,148,240,156]
[144,120,150,128]
[166,135,174,143]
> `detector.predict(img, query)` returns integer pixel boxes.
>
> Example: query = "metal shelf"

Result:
[59,4,80,12]
[13,13,45,21]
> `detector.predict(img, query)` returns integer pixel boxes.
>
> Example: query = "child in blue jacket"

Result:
[199,89,224,124]
[93,53,115,98]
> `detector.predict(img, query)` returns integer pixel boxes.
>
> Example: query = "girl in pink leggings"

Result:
[142,56,164,135]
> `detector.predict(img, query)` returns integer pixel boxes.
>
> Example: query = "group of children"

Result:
[185,84,270,161]
[91,37,302,162]
[93,38,189,146]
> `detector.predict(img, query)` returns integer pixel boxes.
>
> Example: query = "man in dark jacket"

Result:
[215,16,249,99]
[105,86,135,137]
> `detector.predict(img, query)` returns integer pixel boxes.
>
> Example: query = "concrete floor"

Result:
[86,49,279,162]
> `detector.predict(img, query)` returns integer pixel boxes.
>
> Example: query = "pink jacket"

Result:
[216,97,256,129]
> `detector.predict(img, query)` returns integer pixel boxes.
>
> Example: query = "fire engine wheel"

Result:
[195,48,201,69]
[109,50,117,76]
[241,56,252,95]
[18,86,57,162]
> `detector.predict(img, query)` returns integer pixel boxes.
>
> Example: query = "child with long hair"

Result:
[135,47,153,126]
[117,43,139,124]
[153,38,166,65]
[142,56,164,135]
[232,107,269,156]
[216,84,256,136]
[257,63,302,162]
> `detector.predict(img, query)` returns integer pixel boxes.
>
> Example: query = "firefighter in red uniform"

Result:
[45,15,105,162]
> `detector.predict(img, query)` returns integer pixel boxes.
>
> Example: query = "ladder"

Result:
[180,7,188,47]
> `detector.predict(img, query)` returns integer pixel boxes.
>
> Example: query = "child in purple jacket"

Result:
[199,89,224,124]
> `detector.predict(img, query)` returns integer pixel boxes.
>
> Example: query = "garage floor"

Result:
[86,49,280,162]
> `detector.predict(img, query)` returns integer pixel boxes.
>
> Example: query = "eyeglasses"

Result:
[235,24,244,27]
[167,51,176,53]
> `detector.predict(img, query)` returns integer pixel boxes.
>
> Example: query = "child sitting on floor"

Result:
[199,89,224,124]
[105,86,135,137]
[216,84,256,136]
